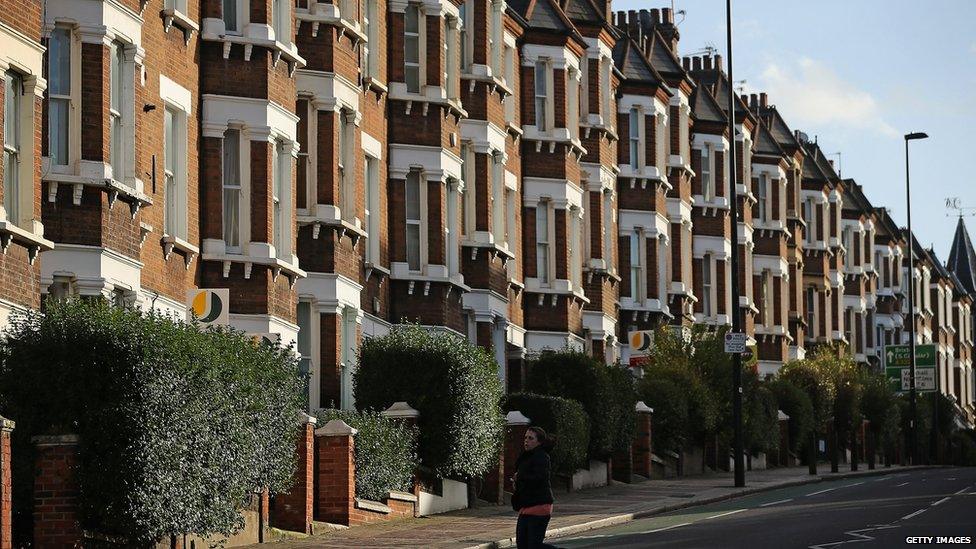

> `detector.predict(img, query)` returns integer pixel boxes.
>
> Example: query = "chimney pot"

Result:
[693,57,702,71]
[682,57,691,70]
[628,10,639,35]
[750,93,758,107]
[639,9,651,31]
[714,54,723,70]
[650,8,660,24]
[760,92,768,107]
[662,7,672,24]
[703,56,711,70]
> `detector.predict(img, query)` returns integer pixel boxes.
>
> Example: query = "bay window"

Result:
[223,0,239,33]
[272,0,290,43]
[404,5,422,93]
[534,61,549,130]
[757,174,769,223]
[364,155,380,263]
[629,229,645,302]
[629,107,641,170]
[363,0,378,79]
[3,70,21,226]
[491,152,505,246]
[222,129,242,252]
[109,41,124,183]
[460,142,475,236]
[337,110,355,222]
[48,27,71,167]
[806,287,816,337]
[272,140,290,259]
[702,253,713,317]
[163,106,185,238]
[535,201,550,284]
[405,171,422,271]
[701,145,713,200]
[459,1,472,72]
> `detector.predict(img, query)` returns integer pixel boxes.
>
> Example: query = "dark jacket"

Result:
[513,447,554,510]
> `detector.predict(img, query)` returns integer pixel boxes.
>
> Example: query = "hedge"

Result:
[769,377,814,454]
[503,393,589,475]
[316,409,417,501]
[636,376,688,454]
[354,325,504,479]
[525,350,634,458]
[0,299,305,546]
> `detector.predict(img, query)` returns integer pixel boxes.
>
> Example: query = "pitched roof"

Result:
[691,82,726,124]
[512,0,585,45]
[753,122,785,157]
[842,179,873,213]
[561,0,604,24]
[644,30,685,80]
[947,217,976,295]
[929,248,953,282]
[802,142,839,182]
[757,105,801,151]
[612,36,666,86]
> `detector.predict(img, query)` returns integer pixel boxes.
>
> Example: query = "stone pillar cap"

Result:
[382,401,420,418]
[301,412,318,425]
[315,419,358,437]
[635,401,654,413]
[32,434,80,445]
[778,410,790,421]
[505,411,531,425]
[0,416,14,432]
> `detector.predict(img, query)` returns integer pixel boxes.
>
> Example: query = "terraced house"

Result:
[0,0,973,426]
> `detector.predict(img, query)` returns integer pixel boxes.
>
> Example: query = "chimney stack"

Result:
[693,57,702,71]
[662,7,672,24]
[703,56,711,70]
[627,10,639,37]
[749,94,758,108]
[682,57,691,70]
[760,93,768,107]
[714,54,723,71]
[649,8,660,24]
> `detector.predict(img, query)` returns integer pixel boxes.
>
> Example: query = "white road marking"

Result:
[806,487,836,497]
[760,498,794,507]
[808,524,899,549]
[704,509,747,520]
[902,508,927,521]
[647,522,691,533]
[845,481,865,487]
[895,482,909,487]
[954,486,969,495]
[873,476,891,482]
[931,497,950,507]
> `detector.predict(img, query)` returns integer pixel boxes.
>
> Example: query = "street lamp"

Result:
[725,0,745,488]
[904,131,928,465]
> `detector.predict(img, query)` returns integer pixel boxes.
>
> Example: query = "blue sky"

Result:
[614,0,976,260]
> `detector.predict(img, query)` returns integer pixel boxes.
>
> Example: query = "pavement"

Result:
[250,464,935,548]
[556,466,976,548]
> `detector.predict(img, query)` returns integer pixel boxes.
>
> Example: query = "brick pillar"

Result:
[778,411,790,467]
[0,417,13,549]
[272,414,317,534]
[32,435,82,548]
[482,411,529,504]
[632,401,653,478]
[314,419,357,526]
[503,411,530,494]
[381,403,421,504]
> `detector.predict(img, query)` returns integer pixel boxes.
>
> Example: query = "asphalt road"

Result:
[555,467,976,548]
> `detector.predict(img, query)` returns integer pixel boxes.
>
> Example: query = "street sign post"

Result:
[885,344,937,393]
[724,332,746,354]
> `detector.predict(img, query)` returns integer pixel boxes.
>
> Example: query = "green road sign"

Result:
[886,365,937,393]
[884,344,936,369]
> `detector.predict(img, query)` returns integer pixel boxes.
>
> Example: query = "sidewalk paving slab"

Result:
[247,465,931,549]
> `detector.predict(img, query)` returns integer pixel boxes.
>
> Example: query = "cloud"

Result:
[757,57,898,138]
[971,42,976,55]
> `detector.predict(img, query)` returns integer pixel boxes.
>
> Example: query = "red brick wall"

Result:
[32,436,82,548]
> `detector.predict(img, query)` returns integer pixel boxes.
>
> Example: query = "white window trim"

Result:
[160,75,192,243]
[109,40,139,191]
[536,200,553,286]
[602,189,615,273]
[569,205,582,290]
[503,40,516,125]
[628,106,644,170]
[222,127,245,253]
[701,143,713,201]
[363,0,379,80]
[337,109,357,224]
[461,142,476,236]
[404,169,427,273]
[701,253,715,318]
[221,0,247,35]
[272,0,292,45]
[364,153,381,264]
[45,25,80,171]
[533,59,553,132]
[490,150,506,247]
[403,4,425,94]
[629,229,647,303]
[446,177,461,276]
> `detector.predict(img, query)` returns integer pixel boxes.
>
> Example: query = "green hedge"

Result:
[503,393,589,475]
[769,377,814,455]
[0,299,305,545]
[525,350,635,458]
[636,377,688,454]
[354,325,504,479]
[315,409,417,501]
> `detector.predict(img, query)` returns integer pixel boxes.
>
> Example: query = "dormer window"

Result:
[404,5,423,93]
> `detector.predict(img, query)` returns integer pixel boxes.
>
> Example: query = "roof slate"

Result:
[753,123,784,157]
[947,217,976,295]
[612,37,664,85]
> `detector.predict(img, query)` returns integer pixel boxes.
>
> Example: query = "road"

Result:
[555,467,976,548]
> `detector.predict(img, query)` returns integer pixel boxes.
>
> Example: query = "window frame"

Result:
[364,153,380,264]
[337,109,356,223]
[222,128,243,253]
[701,253,713,317]
[460,142,475,237]
[491,151,505,247]
[533,60,551,131]
[47,26,74,168]
[3,70,22,227]
[272,0,291,44]
[701,144,713,201]
[223,0,243,34]
[363,0,378,79]
[629,229,646,303]
[403,4,424,94]
[271,139,292,259]
[628,107,642,170]
[535,200,552,285]
[109,41,124,184]
[405,169,424,272]
[757,173,769,223]
[806,287,816,337]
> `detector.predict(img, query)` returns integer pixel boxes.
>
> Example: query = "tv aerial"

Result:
[945,197,976,218]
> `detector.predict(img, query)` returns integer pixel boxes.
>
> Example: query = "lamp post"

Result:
[725,0,745,488]
[904,131,928,465]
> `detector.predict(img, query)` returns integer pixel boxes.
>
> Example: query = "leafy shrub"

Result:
[605,364,638,453]
[354,325,504,479]
[770,377,814,454]
[636,377,689,454]
[525,350,634,458]
[503,393,589,475]
[743,382,780,455]
[0,299,305,545]
[315,409,418,501]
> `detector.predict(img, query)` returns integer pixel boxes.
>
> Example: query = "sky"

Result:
[614,0,976,260]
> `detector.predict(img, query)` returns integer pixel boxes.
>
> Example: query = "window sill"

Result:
[618,298,672,317]
[201,19,306,74]
[43,169,153,218]
[390,263,470,294]
[692,195,729,210]
[161,8,199,44]
[297,212,367,244]
[202,251,306,286]
[521,125,586,157]
[388,85,467,119]
[523,277,589,304]
[161,234,199,270]
[461,71,513,98]
[461,238,516,264]
[362,76,388,95]
[364,261,390,282]
[296,4,368,44]
[0,219,54,264]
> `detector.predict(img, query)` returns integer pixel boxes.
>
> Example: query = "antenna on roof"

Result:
[946,197,976,218]
[675,9,686,25]
[687,43,717,57]
[828,152,842,177]
[733,79,747,94]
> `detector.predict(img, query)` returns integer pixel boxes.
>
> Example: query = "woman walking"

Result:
[512,426,557,549]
